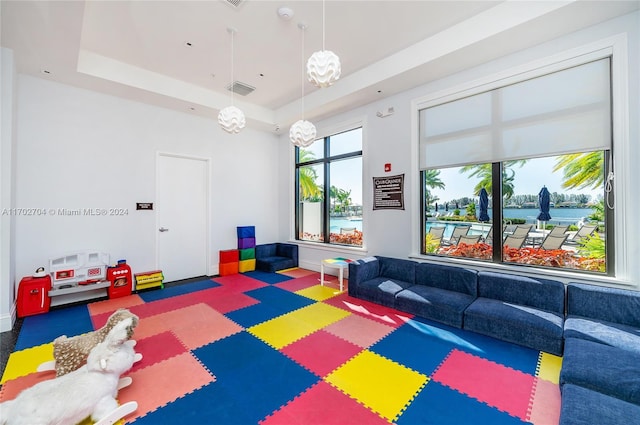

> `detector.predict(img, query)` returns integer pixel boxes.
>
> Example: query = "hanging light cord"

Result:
[322,0,326,51]
[230,29,235,107]
[301,25,305,119]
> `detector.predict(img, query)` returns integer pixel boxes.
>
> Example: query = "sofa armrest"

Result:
[567,283,640,327]
[348,258,381,290]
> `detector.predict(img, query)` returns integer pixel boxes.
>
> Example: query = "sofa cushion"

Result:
[254,243,298,272]
[559,384,640,425]
[377,256,416,285]
[566,283,640,328]
[354,277,412,307]
[463,298,564,355]
[564,317,640,354]
[560,337,640,405]
[477,272,565,315]
[395,285,475,328]
[415,263,477,297]
[255,257,296,273]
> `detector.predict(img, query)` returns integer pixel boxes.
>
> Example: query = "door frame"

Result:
[155,152,212,278]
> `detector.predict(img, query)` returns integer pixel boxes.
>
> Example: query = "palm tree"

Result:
[298,149,322,201]
[424,169,445,210]
[460,160,526,200]
[554,151,604,190]
[336,188,352,213]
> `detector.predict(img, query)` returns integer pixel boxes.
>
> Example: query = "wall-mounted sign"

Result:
[136,202,153,210]
[373,174,404,210]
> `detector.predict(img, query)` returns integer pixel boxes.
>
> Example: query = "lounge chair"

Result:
[482,225,493,245]
[547,225,568,237]
[442,225,470,246]
[513,224,533,237]
[540,234,568,250]
[503,235,526,249]
[565,224,598,245]
[427,226,446,246]
[340,227,356,235]
[457,234,481,245]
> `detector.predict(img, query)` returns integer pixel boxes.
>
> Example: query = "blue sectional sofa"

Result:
[349,257,564,355]
[463,271,565,356]
[559,283,640,425]
[348,255,640,423]
[254,243,298,272]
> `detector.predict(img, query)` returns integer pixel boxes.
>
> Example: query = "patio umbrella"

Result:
[478,188,490,222]
[435,202,438,211]
[537,186,552,229]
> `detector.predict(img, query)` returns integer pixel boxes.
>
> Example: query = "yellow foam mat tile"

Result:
[325,350,428,422]
[536,352,563,384]
[1,343,54,384]
[295,285,342,302]
[248,302,350,349]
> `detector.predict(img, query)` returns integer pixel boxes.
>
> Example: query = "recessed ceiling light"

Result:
[184,41,193,47]
[40,68,51,75]
[259,73,265,77]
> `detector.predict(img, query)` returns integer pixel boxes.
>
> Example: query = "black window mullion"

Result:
[492,162,504,263]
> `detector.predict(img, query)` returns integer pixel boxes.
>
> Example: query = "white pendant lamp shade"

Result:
[289,119,317,147]
[218,106,246,134]
[306,50,341,88]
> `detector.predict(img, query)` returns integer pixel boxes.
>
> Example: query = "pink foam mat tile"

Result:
[129,331,187,373]
[527,377,561,425]
[323,314,396,348]
[432,349,535,421]
[88,294,146,317]
[274,274,324,292]
[323,294,412,328]
[280,330,363,377]
[260,381,390,425]
[117,352,215,422]
[0,370,56,402]
[132,303,243,349]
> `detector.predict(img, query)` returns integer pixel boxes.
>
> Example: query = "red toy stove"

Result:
[17,275,52,317]
[107,260,132,299]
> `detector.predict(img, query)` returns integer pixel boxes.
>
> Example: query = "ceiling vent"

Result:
[227,81,255,96]
[222,0,245,9]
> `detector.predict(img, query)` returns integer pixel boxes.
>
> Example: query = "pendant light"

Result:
[218,27,246,134]
[306,0,341,88]
[290,22,317,147]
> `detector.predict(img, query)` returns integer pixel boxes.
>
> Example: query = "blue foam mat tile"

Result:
[225,303,290,328]
[397,381,528,425]
[132,382,255,425]
[242,270,293,284]
[193,332,318,422]
[370,318,462,376]
[225,286,314,327]
[15,304,92,350]
[137,278,219,302]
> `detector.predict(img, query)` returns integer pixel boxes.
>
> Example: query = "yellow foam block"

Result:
[536,351,563,384]
[325,350,428,422]
[295,285,341,302]
[238,259,256,273]
[1,343,54,384]
[248,302,350,349]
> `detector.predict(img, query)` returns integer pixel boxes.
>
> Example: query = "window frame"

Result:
[410,35,631,285]
[294,127,363,246]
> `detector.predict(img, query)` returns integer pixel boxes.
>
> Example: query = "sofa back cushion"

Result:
[276,243,298,261]
[477,271,565,315]
[255,243,276,258]
[567,283,640,327]
[377,256,416,284]
[416,263,478,296]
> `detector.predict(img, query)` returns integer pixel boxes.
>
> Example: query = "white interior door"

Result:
[157,154,209,282]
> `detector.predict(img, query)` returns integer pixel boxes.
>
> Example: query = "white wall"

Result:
[284,11,639,288]
[1,48,18,331]
[13,76,282,287]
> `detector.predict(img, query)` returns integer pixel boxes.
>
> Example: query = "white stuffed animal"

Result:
[0,318,138,425]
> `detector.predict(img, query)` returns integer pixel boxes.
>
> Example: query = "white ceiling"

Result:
[2,1,638,133]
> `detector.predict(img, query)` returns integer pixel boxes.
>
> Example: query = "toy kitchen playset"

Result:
[17,251,136,317]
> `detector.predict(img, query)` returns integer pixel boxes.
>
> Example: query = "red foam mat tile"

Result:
[0,370,56,402]
[129,331,187,373]
[280,330,363,377]
[261,381,389,425]
[527,377,561,425]
[432,349,535,421]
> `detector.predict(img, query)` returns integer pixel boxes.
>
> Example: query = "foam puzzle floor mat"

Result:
[1,269,562,424]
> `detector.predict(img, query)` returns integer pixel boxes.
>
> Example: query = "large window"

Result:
[420,58,613,275]
[296,128,363,247]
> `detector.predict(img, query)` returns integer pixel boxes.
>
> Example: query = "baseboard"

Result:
[0,304,16,332]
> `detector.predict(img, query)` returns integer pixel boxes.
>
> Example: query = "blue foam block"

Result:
[237,226,256,239]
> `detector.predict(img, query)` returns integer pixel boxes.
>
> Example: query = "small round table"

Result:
[320,258,353,292]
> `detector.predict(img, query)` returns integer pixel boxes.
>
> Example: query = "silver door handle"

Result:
[159,227,169,232]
